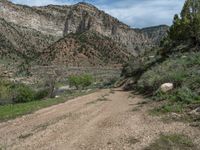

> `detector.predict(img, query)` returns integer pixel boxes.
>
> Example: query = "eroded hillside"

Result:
[39,31,131,67]
[0,0,168,56]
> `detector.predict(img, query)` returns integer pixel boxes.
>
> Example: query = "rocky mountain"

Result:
[140,25,169,45]
[39,31,131,67]
[0,18,56,61]
[0,0,170,70]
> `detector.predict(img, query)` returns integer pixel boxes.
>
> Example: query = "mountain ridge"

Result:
[0,0,169,55]
[0,0,169,69]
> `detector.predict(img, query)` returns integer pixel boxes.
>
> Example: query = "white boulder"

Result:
[160,83,174,93]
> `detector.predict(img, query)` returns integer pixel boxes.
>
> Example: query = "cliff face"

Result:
[0,1,168,55]
[0,0,70,37]
[141,25,169,45]
[0,18,56,60]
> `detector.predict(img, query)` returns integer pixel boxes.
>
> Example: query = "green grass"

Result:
[145,134,196,150]
[0,90,96,122]
[150,103,184,116]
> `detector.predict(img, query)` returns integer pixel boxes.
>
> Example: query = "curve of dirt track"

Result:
[0,89,200,150]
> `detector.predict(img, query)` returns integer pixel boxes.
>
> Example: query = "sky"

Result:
[10,0,186,28]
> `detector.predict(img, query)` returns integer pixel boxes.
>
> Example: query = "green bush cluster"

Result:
[137,52,200,104]
[12,84,35,103]
[0,80,49,105]
[0,80,13,102]
[154,87,199,104]
[34,88,49,100]
[68,74,93,90]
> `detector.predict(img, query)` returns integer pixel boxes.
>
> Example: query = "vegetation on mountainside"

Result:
[39,31,130,67]
[122,0,200,113]
[161,0,200,55]
[0,18,57,75]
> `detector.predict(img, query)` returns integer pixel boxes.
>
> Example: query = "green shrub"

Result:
[68,74,93,90]
[0,80,13,104]
[68,76,81,89]
[0,80,53,104]
[100,77,119,88]
[172,87,200,104]
[12,84,35,103]
[154,87,200,104]
[151,103,184,115]
[81,74,93,88]
[137,59,187,93]
[34,88,49,100]
[136,52,200,97]
[145,134,196,150]
[0,80,12,100]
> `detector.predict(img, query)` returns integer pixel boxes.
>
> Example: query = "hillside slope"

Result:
[39,31,131,67]
[0,18,56,61]
[121,0,200,118]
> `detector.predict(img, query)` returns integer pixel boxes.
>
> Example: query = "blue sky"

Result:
[11,0,185,28]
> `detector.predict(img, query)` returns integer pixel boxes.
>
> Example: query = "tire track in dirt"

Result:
[0,89,200,150]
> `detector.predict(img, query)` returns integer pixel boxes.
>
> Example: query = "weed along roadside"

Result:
[0,89,97,122]
[0,72,120,122]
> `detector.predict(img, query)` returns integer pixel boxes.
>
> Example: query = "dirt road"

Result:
[0,89,200,150]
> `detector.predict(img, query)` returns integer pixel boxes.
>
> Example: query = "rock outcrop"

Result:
[0,18,56,60]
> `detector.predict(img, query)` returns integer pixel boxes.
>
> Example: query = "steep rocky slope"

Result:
[0,0,168,55]
[0,18,56,61]
[39,31,131,67]
[140,25,169,45]
[0,0,68,37]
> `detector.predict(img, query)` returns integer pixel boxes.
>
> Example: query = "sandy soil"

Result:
[0,89,199,150]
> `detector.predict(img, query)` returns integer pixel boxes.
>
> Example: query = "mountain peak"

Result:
[76,2,94,7]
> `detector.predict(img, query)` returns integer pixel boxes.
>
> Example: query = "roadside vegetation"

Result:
[144,134,196,150]
[0,89,95,121]
[0,74,99,121]
[0,72,119,121]
[0,80,48,105]
[68,74,93,90]
[122,0,200,115]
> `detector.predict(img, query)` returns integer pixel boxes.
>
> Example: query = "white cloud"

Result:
[99,0,185,28]
[10,0,185,28]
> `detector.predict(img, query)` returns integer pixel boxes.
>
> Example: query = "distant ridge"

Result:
[0,0,168,67]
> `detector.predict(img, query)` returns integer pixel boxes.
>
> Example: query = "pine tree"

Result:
[189,0,200,45]
[181,0,191,19]
[169,14,181,41]
[168,0,200,46]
